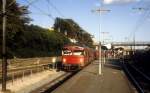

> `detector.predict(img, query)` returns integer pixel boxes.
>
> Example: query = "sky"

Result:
[17,0,150,43]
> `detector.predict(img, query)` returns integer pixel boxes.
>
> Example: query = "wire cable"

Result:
[128,2,150,41]
[24,0,55,21]
[7,0,16,8]
[46,0,65,18]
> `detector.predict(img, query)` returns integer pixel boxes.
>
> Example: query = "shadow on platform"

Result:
[104,58,122,70]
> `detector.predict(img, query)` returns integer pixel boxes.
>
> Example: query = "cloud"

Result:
[103,0,140,4]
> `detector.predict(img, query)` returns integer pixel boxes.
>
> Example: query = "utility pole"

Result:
[132,7,148,54]
[101,32,109,64]
[92,8,110,75]
[101,32,109,44]
[133,31,136,54]
[2,0,7,91]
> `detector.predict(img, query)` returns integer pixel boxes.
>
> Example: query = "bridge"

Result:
[111,41,150,46]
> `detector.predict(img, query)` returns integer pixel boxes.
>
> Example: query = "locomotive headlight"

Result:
[63,58,66,63]
[80,58,83,63]
[79,58,84,66]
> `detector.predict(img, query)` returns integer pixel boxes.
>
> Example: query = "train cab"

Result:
[62,45,90,70]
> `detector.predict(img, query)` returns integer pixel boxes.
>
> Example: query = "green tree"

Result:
[53,17,94,47]
[0,1,71,58]
[0,0,31,58]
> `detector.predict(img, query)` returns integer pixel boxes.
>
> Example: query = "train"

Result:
[61,45,98,70]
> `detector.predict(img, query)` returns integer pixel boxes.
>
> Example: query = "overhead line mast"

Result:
[2,0,7,91]
[91,8,110,75]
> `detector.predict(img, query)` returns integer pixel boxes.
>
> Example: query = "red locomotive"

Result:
[62,45,95,70]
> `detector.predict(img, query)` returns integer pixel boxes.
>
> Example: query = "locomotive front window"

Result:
[73,50,84,55]
[62,49,72,55]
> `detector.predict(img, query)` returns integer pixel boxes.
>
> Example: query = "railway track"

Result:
[122,61,150,93]
[31,70,79,93]
[39,62,92,93]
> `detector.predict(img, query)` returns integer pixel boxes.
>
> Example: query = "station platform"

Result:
[52,59,137,93]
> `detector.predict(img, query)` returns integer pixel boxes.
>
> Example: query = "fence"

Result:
[0,56,62,84]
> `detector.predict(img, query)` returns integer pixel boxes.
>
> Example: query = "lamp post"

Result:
[92,8,110,75]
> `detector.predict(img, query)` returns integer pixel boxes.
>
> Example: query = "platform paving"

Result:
[52,59,136,93]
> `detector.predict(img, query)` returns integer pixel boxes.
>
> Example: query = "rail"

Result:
[122,61,145,93]
[31,72,71,93]
[130,65,150,82]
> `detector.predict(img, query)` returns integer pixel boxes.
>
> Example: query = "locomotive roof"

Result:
[63,45,85,50]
